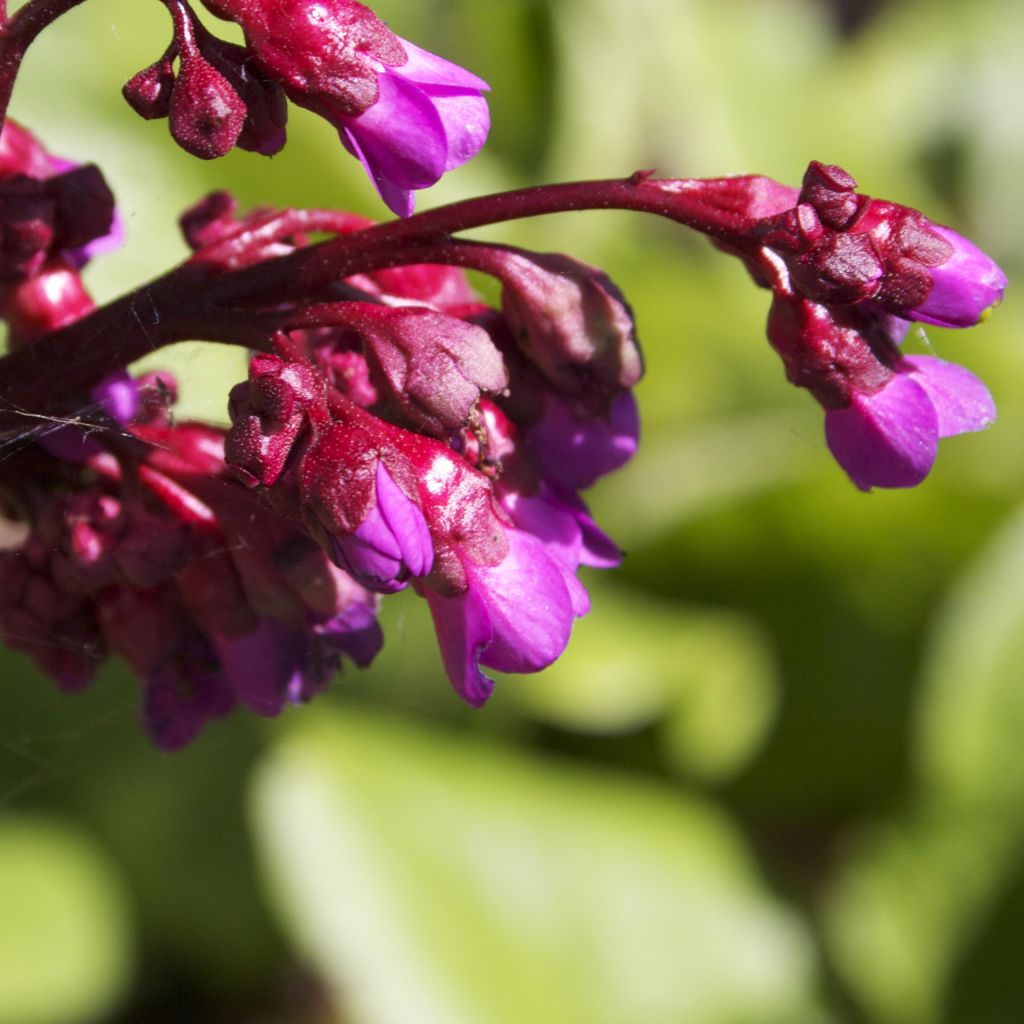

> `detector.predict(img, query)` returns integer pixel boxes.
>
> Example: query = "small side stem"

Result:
[0,0,89,124]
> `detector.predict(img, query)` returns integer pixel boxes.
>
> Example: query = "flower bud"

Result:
[825,355,995,491]
[766,161,1007,327]
[201,0,405,116]
[2,260,94,345]
[226,353,327,487]
[198,0,489,215]
[201,37,288,155]
[331,303,507,435]
[765,290,895,409]
[0,119,53,178]
[885,221,1006,328]
[528,390,640,490]
[326,460,434,593]
[494,250,643,399]
[122,56,176,120]
[180,190,238,250]
[169,53,247,159]
[0,183,54,281]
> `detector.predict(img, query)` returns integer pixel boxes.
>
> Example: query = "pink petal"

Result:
[213,620,306,717]
[471,531,575,674]
[420,87,490,171]
[394,38,490,92]
[906,225,1007,328]
[425,585,495,707]
[903,355,996,438]
[824,374,938,491]
[341,72,448,190]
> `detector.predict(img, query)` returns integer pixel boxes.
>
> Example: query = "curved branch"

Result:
[0,173,776,435]
[0,0,90,124]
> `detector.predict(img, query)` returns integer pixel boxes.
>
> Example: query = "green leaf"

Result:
[916,505,1024,808]
[0,817,133,1024]
[824,808,1014,1024]
[252,710,820,1024]
[824,502,1024,1023]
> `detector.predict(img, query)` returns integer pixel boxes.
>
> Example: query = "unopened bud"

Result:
[494,250,643,400]
[123,56,176,120]
[169,54,247,159]
[226,353,326,487]
[48,164,116,252]
[332,303,507,436]
[798,161,863,230]
[201,37,288,155]
[180,190,239,250]
[765,291,895,408]
[2,260,94,345]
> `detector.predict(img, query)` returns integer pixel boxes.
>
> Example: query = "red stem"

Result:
[0,173,770,436]
[0,0,89,124]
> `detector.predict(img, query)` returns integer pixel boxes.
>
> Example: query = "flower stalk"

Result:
[0,172,773,436]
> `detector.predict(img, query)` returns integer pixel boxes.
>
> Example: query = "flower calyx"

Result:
[756,161,1006,327]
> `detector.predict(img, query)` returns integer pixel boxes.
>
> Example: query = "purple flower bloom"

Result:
[337,38,490,217]
[424,529,579,707]
[313,598,384,673]
[328,460,434,593]
[528,391,640,490]
[201,1,489,217]
[824,355,995,491]
[213,618,311,716]
[903,224,1008,328]
[498,475,622,596]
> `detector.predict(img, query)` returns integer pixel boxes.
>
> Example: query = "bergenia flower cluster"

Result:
[0,0,1008,747]
[745,161,1005,490]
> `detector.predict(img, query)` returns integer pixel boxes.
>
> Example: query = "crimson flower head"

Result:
[758,161,1007,328]
[197,0,490,215]
[214,213,641,710]
[730,160,1007,490]
[765,290,995,491]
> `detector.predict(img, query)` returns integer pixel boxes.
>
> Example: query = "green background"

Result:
[2,0,1023,1020]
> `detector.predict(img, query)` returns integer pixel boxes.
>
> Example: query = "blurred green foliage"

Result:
[2,0,1023,1021]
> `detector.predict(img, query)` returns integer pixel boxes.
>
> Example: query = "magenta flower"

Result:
[762,162,1007,329]
[901,225,1008,328]
[424,529,579,707]
[327,460,434,594]
[824,355,995,491]
[337,38,490,217]
[528,391,640,490]
[501,482,622,579]
[199,0,489,216]
[764,288,997,491]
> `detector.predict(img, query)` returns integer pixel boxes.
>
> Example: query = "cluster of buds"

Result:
[733,161,1005,490]
[0,361,383,750]
[206,196,639,705]
[0,123,382,748]
[123,0,489,215]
